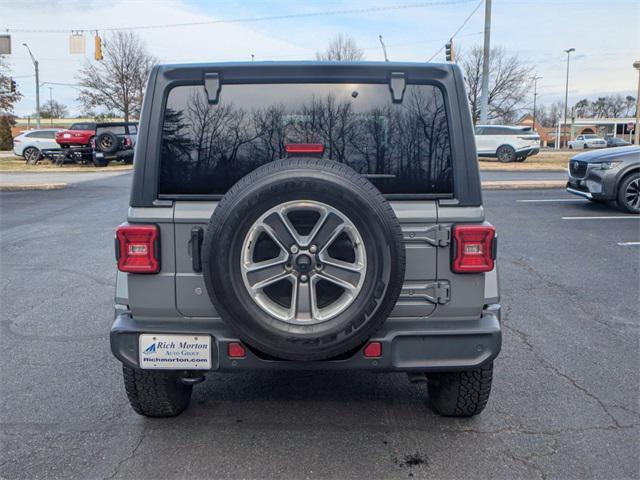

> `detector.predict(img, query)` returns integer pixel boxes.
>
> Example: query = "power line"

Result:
[3,0,476,33]
[426,0,484,62]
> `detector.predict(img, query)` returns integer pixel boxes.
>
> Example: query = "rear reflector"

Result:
[285,143,325,155]
[451,224,496,273]
[115,223,160,273]
[363,342,382,358]
[227,342,247,358]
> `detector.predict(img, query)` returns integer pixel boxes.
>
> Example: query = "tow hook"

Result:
[407,372,428,384]
[180,372,206,385]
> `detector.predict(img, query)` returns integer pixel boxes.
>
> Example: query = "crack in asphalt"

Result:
[502,314,632,430]
[102,430,147,480]
[508,256,638,332]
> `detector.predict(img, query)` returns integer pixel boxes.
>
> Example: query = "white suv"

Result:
[568,134,607,150]
[475,125,540,163]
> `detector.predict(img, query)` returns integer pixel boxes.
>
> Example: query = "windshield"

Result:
[583,134,598,139]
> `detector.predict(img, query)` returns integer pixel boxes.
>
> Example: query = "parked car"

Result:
[474,125,540,162]
[55,122,96,148]
[111,62,501,418]
[606,136,631,148]
[566,145,640,213]
[12,129,61,164]
[568,134,607,149]
[91,122,137,166]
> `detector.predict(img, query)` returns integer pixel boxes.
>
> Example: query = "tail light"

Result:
[451,224,496,273]
[285,143,325,155]
[115,223,160,273]
[124,137,132,147]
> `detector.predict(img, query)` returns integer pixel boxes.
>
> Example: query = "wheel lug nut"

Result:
[300,274,308,282]
[290,245,299,254]
[315,263,323,271]
[309,245,317,253]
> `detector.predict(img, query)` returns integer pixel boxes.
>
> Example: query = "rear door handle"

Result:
[190,227,203,272]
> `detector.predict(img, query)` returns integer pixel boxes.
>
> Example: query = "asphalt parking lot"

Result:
[1,172,638,480]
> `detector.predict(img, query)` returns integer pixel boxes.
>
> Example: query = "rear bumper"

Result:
[516,146,539,157]
[94,150,134,161]
[110,305,502,372]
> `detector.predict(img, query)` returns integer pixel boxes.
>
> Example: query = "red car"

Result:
[55,122,96,147]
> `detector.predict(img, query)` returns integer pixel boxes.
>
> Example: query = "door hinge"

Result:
[402,224,450,247]
[400,281,450,305]
[433,281,451,304]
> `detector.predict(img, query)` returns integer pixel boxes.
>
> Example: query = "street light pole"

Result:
[634,61,640,145]
[562,48,575,148]
[479,0,492,124]
[532,75,542,132]
[23,43,40,129]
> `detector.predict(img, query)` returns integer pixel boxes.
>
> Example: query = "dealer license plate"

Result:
[139,334,211,370]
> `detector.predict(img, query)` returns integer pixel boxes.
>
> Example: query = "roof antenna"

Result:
[379,35,389,62]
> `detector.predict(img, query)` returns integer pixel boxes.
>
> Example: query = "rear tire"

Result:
[427,363,493,417]
[23,147,41,165]
[496,145,516,163]
[122,366,193,417]
[617,172,640,214]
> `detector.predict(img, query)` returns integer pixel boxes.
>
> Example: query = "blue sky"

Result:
[2,0,639,117]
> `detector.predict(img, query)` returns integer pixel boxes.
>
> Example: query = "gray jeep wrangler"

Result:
[111,62,501,418]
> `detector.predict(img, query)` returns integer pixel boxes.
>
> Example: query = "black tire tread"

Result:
[122,366,192,417]
[427,363,493,417]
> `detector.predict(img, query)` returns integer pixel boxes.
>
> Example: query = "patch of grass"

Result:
[478,150,573,171]
[0,155,133,172]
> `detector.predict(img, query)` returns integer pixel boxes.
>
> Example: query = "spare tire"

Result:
[95,132,119,154]
[202,158,405,361]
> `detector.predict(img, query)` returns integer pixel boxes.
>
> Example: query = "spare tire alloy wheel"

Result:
[241,200,367,324]
[96,132,119,154]
[202,158,406,361]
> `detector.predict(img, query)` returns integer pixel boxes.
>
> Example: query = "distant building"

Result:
[517,114,637,147]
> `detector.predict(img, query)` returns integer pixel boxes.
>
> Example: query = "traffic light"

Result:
[10,78,16,93]
[445,39,455,63]
[94,33,103,61]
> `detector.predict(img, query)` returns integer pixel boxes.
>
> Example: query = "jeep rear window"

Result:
[159,83,452,196]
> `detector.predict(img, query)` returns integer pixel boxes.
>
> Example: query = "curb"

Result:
[0,183,68,191]
[481,180,566,190]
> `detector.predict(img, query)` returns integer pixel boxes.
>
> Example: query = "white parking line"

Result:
[517,199,586,203]
[562,216,640,220]
[617,242,640,246]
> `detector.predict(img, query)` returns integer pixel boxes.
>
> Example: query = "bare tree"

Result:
[459,45,533,124]
[535,101,564,127]
[76,31,157,122]
[0,55,22,112]
[40,99,69,119]
[316,34,365,61]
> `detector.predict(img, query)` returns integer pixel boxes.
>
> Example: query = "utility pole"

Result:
[379,35,389,62]
[48,87,53,127]
[532,76,542,132]
[23,43,40,129]
[634,61,640,145]
[479,0,491,124]
[562,48,575,148]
